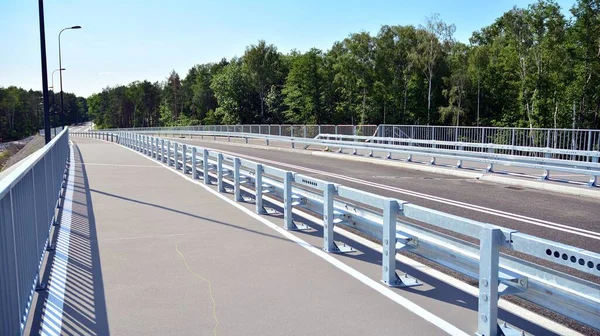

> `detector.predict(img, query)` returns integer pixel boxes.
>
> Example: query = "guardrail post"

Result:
[478,226,502,336]
[323,183,336,252]
[234,157,242,201]
[291,126,294,138]
[160,139,165,162]
[166,140,171,165]
[191,147,197,179]
[174,143,179,170]
[182,144,187,173]
[284,172,294,230]
[382,199,419,287]
[382,199,398,286]
[303,125,307,138]
[217,154,224,192]
[255,164,265,214]
[203,149,210,185]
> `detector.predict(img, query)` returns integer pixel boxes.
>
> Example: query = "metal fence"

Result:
[38,126,65,138]
[378,125,600,152]
[0,128,70,335]
[102,124,379,138]
[76,131,600,336]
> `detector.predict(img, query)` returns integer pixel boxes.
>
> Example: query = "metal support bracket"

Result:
[382,199,420,288]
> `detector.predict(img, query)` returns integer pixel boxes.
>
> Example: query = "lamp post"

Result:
[50,68,64,117]
[38,0,50,144]
[58,25,81,123]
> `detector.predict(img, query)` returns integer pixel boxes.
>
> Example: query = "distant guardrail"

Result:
[75,131,600,336]
[111,129,600,187]
[378,124,600,153]
[0,128,70,335]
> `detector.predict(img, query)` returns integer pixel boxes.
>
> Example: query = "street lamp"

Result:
[50,68,65,116]
[58,25,81,123]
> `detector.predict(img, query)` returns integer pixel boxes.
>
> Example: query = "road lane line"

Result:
[204,146,600,240]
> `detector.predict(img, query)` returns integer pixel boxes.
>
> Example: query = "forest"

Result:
[0,87,87,141]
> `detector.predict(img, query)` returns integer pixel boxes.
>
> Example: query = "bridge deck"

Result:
[27,137,566,335]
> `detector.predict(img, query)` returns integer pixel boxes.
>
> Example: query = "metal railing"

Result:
[38,126,65,138]
[317,133,600,163]
[378,125,600,153]
[0,128,70,335]
[119,130,600,187]
[75,131,600,336]
[102,124,379,138]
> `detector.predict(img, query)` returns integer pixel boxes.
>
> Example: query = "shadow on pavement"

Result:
[29,144,110,335]
[262,199,561,336]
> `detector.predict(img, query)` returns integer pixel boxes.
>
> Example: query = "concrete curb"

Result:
[173,137,600,200]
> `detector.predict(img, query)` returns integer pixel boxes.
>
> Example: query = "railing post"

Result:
[182,144,187,173]
[161,139,165,162]
[166,140,171,165]
[382,198,398,286]
[303,125,307,138]
[255,164,264,214]
[217,153,224,192]
[323,183,336,252]
[291,126,294,138]
[283,172,295,230]
[477,226,502,336]
[174,143,179,170]
[234,157,242,201]
[191,147,197,179]
[203,149,210,185]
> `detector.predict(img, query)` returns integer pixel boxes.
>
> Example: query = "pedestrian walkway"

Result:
[26,137,564,336]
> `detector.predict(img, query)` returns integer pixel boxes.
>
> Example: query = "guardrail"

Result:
[75,131,600,336]
[378,125,600,153]
[118,130,600,187]
[317,133,600,163]
[0,128,70,335]
[102,124,379,138]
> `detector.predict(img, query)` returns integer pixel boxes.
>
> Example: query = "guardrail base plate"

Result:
[383,273,421,288]
[325,242,354,253]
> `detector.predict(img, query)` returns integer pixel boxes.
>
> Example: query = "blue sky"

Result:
[1,0,576,97]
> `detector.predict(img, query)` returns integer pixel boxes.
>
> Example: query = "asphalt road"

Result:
[175,137,600,254]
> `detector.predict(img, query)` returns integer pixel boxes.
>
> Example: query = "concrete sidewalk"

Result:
[27,137,569,336]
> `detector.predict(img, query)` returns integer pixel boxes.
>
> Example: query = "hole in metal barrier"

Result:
[571,256,577,263]
[553,251,560,258]
[546,249,552,256]
[579,258,585,266]
[587,261,594,269]
[562,253,568,260]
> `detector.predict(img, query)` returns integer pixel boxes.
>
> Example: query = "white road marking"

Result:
[40,142,75,336]
[200,145,600,240]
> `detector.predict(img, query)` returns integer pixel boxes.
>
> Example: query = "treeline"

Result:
[0,86,87,141]
[89,0,600,130]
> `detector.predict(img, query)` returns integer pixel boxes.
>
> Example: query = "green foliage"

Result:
[85,0,600,130]
[0,86,86,141]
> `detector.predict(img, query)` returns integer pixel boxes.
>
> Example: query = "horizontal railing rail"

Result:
[378,124,600,153]
[0,128,70,335]
[317,133,600,163]
[74,131,600,336]
[117,129,600,187]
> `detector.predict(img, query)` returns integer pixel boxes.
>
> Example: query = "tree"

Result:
[244,40,285,121]
[412,14,456,124]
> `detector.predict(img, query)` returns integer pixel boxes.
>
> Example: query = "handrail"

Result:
[74,131,600,336]
[316,133,600,160]
[0,128,70,335]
